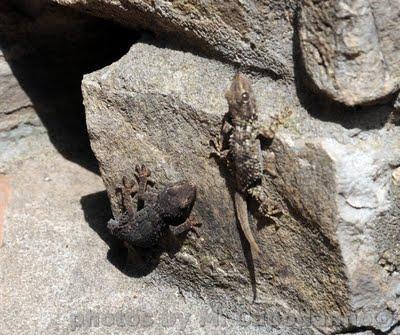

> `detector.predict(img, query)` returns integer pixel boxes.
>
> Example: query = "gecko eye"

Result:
[241,92,249,102]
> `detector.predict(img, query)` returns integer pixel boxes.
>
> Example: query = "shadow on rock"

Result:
[80,190,187,278]
[0,2,141,174]
[291,5,394,130]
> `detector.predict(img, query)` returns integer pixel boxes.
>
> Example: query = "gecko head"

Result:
[157,180,197,225]
[225,72,257,121]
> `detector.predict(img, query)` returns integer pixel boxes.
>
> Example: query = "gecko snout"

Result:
[158,180,197,223]
[171,180,197,208]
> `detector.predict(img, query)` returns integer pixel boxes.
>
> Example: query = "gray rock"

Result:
[1,131,279,335]
[53,0,297,78]
[0,54,32,116]
[299,0,400,106]
[0,1,138,170]
[82,42,400,332]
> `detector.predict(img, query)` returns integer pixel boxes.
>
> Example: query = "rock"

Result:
[299,0,400,106]
[82,42,400,332]
[10,0,47,17]
[53,0,297,78]
[0,52,32,117]
[0,175,11,247]
[0,0,138,170]
[394,93,400,111]
[393,167,400,186]
[2,139,265,335]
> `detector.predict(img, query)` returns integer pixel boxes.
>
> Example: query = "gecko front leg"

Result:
[210,120,233,162]
[109,164,152,233]
[170,215,202,237]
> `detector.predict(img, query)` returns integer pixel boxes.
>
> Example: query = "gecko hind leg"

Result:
[116,176,139,216]
[134,164,155,210]
[210,137,230,163]
[248,186,282,224]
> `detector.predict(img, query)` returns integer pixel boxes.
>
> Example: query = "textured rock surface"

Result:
[1,0,399,333]
[0,0,137,171]
[0,51,32,116]
[0,175,11,247]
[53,0,297,78]
[83,42,400,333]
[1,132,269,335]
[299,0,400,106]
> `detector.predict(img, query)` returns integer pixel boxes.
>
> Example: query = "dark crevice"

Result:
[333,320,400,335]
[0,1,141,173]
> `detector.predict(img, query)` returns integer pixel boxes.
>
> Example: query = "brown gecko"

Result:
[212,73,287,258]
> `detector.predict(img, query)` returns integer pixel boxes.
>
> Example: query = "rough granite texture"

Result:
[82,42,400,333]
[0,175,11,247]
[0,0,137,171]
[1,135,281,335]
[299,0,400,106]
[2,0,400,333]
[53,0,297,78]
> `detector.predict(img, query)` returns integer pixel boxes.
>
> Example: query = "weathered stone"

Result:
[0,0,138,170]
[82,42,400,332]
[0,53,32,116]
[299,0,400,106]
[53,0,297,78]
[0,175,11,247]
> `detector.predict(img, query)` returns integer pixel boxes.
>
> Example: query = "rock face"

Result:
[0,0,138,171]
[299,0,400,106]
[0,175,11,248]
[83,42,400,333]
[53,0,297,78]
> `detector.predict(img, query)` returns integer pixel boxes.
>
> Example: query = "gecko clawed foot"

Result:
[109,171,198,249]
[209,138,229,161]
[172,215,202,237]
[135,164,151,179]
[185,216,202,237]
[116,176,139,215]
[134,164,156,210]
[135,164,155,186]
[248,184,283,218]
[121,175,138,193]
[116,164,155,215]
[258,200,282,217]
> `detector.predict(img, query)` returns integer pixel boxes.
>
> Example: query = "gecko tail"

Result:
[234,192,261,257]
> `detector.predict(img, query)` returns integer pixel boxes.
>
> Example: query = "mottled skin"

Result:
[226,74,263,194]
[212,73,275,257]
[108,165,198,248]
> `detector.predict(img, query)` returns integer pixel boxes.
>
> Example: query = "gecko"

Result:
[212,73,285,258]
[107,165,199,248]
